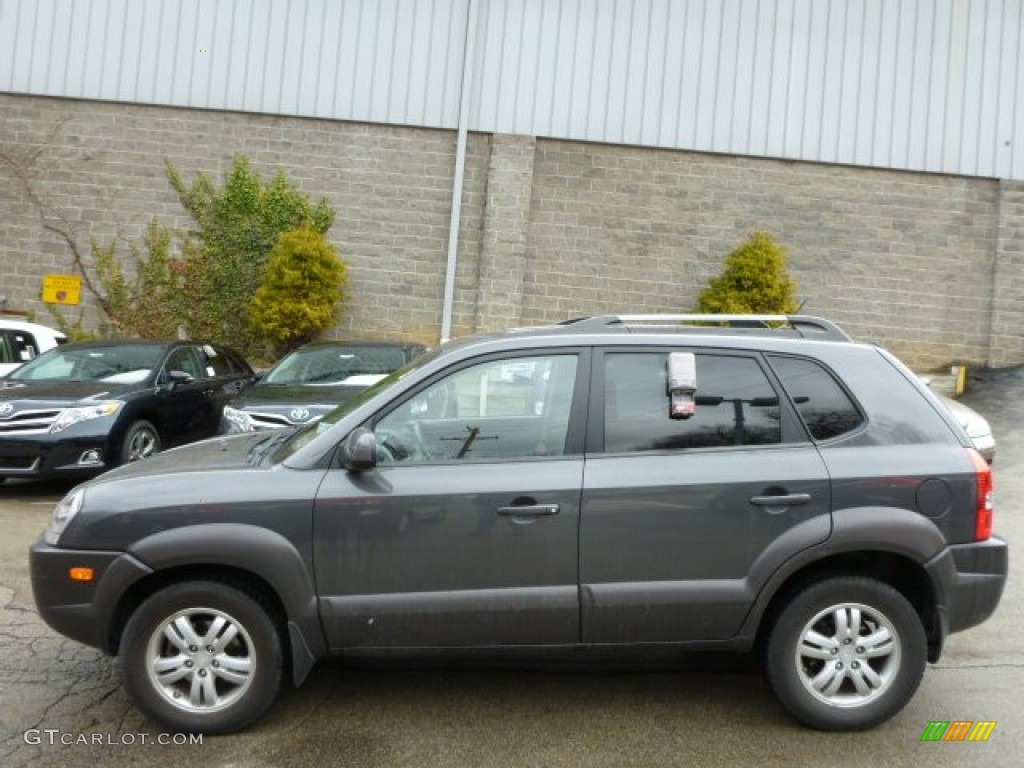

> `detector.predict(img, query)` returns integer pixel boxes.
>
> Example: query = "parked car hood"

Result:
[0,378,138,406]
[232,382,368,411]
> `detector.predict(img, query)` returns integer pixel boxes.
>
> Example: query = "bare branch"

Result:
[0,118,121,328]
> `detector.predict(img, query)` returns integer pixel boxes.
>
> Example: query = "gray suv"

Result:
[29,315,1008,734]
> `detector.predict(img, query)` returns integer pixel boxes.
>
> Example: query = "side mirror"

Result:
[165,370,194,389]
[341,427,377,471]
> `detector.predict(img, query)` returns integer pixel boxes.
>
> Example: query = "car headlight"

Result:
[49,401,123,434]
[44,488,85,545]
[223,405,254,433]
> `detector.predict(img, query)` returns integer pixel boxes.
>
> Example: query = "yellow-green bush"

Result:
[696,231,799,314]
[248,227,348,355]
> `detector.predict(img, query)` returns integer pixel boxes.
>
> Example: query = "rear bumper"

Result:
[925,536,1008,649]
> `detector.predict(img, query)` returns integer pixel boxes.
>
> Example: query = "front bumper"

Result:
[30,537,152,653]
[925,536,1008,648]
[0,430,113,480]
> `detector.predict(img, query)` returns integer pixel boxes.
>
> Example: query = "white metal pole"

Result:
[440,0,480,344]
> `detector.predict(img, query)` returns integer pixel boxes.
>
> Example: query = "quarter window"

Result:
[603,352,782,452]
[375,354,578,463]
[767,355,863,440]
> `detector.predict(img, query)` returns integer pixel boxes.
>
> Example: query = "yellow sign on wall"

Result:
[42,274,82,305]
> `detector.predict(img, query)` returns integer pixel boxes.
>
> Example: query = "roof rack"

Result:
[557,314,851,341]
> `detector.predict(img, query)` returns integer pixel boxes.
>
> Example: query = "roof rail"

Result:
[558,314,851,341]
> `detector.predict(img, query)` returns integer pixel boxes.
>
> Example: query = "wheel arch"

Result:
[752,551,941,661]
[741,506,949,662]
[111,523,326,684]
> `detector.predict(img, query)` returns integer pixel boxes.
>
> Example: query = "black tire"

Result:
[120,420,161,464]
[119,581,283,734]
[764,577,926,731]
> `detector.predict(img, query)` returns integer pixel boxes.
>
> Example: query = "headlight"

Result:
[49,401,123,434]
[44,488,85,545]
[223,406,254,433]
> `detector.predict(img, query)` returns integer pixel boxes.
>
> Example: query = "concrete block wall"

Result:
[0,93,488,345]
[523,142,1000,369]
[473,134,536,333]
[1,93,1021,369]
[989,181,1024,367]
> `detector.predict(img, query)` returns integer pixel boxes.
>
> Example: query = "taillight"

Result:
[968,448,993,541]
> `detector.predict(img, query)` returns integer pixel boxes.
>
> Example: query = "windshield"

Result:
[9,344,165,384]
[264,345,412,386]
[276,348,441,460]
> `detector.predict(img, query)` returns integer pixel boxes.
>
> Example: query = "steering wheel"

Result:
[376,422,430,463]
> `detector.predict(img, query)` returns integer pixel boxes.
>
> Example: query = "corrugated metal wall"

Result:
[0,0,468,126]
[2,0,1022,180]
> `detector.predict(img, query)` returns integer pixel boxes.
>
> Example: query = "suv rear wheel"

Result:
[119,581,283,734]
[764,577,926,731]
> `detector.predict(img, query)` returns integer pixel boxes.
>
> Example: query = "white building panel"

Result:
[1,0,1022,179]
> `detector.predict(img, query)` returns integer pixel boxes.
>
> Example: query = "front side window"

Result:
[164,347,204,380]
[603,352,781,453]
[374,354,578,464]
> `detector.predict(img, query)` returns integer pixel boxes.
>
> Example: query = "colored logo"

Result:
[920,720,997,742]
[289,408,311,422]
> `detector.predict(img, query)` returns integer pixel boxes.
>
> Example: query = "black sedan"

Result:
[0,340,254,482]
[220,340,425,433]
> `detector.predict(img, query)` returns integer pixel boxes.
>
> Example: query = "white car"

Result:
[0,319,67,376]
[941,395,996,464]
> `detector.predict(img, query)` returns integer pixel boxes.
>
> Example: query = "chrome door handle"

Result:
[749,493,812,506]
[497,504,560,517]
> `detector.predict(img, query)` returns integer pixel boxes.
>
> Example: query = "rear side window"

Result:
[603,352,782,452]
[200,345,234,376]
[768,355,863,440]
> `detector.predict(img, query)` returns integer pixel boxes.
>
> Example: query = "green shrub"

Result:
[46,219,185,339]
[696,232,799,314]
[45,306,99,342]
[167,157,335,352]
[249,227,348,356]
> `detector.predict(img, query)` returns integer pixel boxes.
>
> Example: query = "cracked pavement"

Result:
[0,371,1022,767]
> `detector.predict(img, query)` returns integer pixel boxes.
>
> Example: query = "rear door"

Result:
[580,347,832,643]
[199,345,251,435]
[313,349,589,649]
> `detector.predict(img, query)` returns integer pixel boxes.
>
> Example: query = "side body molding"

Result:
[128,523,326,685]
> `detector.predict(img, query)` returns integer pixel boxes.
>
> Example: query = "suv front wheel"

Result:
[764,577,927,731]
[119,581,283,734]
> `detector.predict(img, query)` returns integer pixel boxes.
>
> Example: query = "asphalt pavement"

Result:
[0,370,1021,767]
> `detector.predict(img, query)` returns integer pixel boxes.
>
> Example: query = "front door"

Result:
[157,346,214,446]
[314,350,589,650]
[580,348,832,644]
